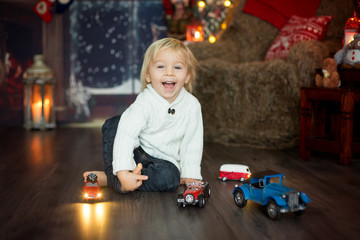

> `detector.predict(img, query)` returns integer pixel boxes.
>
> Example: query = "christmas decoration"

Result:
[343,11,360,46]
[192,0,233,42]
[33,0,73,22]
[86,173,98,183]
[33,0,55,23]
[163,0,195,39]
[4,52,24,109]
[186,24,204,41]
[65,74,91,119]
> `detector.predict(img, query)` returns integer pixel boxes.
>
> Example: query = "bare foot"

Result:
[180,178,202,185]
[83,171,108,186]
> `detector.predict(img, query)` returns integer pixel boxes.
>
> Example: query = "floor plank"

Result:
[1,126,360,240]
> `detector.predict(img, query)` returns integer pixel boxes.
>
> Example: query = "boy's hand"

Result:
[180,178,202,185]
[117,163,148,192]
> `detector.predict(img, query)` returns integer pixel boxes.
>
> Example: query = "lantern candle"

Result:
[32,101,42,124]
[32,99,50,124]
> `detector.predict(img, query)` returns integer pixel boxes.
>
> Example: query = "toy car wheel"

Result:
[198,196,205,208]
[240,177,244,182]
[184,194,195,205]
[266,200,281,220]
[222,177,227,181]
[233,189,247,208]
[177,194,183,207]
[204,187,210,198]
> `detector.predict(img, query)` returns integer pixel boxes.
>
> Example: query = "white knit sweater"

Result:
[112,84,203,180]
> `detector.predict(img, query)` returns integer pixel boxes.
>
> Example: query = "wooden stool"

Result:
[300,87,360,165]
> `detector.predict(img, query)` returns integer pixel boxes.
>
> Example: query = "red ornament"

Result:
[345,11,360,30]
[34,0,54,23]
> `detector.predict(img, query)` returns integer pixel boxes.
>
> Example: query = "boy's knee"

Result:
[102,115,121,176]
[102,115,121,135]
[152,161,180,192]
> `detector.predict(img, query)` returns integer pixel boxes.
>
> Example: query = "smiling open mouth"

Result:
[162,81,175,89]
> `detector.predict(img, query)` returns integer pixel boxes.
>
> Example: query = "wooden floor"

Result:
[1,126,360,240]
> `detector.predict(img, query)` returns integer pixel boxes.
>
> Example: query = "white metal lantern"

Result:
[23,55,56,130]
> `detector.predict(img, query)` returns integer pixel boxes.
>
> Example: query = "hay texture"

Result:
[189,0,352,149]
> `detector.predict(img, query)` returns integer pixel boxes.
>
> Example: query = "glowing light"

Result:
[82,204,91,219]
[198,1,206,9]
[186,25,204,42]
[344,30,357,45]
[96,203,104,217]
[209,35,216,44]
[32,98,50,124]
[224,0,231,7]
[194,30,201,39]
[221,22,227,30]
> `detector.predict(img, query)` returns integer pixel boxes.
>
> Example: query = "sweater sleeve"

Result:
[112,102,147,175]
[179,101,204,180]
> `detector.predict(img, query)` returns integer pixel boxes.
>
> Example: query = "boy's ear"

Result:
[185,73,191,84]
[146,74,151,83]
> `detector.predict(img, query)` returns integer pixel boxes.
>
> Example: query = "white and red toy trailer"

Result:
[219,164,251,182]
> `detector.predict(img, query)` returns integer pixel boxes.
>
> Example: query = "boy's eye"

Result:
[156,65,164,69]
[175,66,183,70]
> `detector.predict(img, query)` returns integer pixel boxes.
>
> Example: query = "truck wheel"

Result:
[266,200,281,220]
[198,196,205,208]
[233,189,247,208]
[222,177,227,181]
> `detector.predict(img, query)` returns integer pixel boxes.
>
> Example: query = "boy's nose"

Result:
[165,67,174,76]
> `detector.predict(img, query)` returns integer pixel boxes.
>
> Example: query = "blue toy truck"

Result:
[232,170,310,220]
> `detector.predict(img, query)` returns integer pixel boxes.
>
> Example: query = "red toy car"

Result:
[177,182,210,208]
[83,173,102,200]
[219,164,251,182]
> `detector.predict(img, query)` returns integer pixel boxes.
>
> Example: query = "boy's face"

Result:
[146,49,190,104]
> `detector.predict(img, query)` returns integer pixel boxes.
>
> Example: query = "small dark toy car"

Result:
[177,182,210,208]
[232,171,310,220]
[83,173,102,200]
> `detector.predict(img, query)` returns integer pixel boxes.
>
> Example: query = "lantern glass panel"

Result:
[30,84,53,125]
[344,29,358,45]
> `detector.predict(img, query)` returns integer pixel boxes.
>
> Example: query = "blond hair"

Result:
[140,38,199,93]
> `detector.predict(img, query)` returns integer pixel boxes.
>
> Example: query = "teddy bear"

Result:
[315,57,341,88]
[334,33,360,69]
